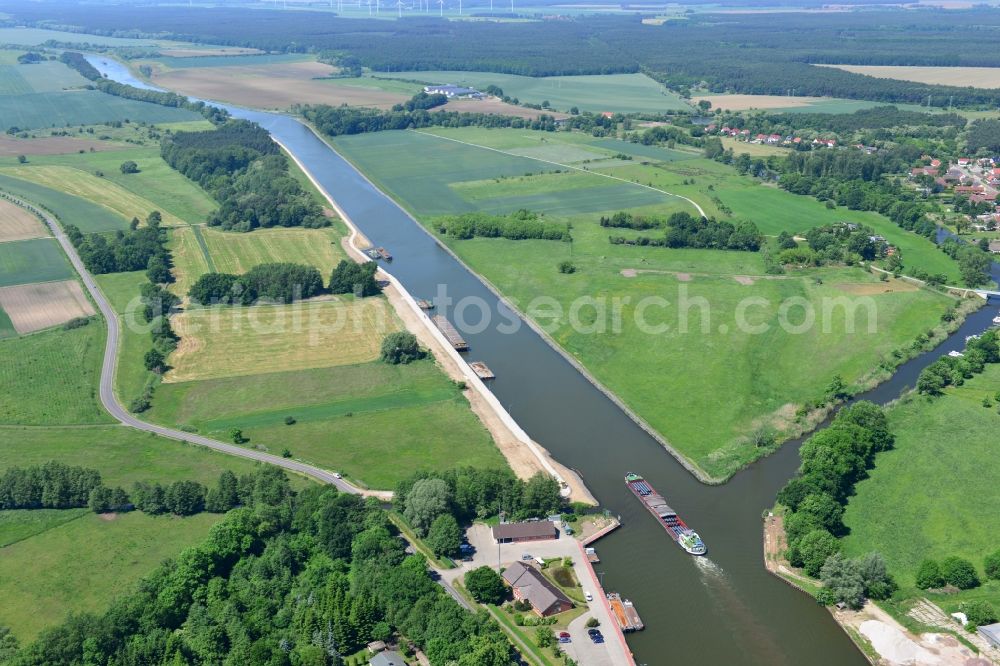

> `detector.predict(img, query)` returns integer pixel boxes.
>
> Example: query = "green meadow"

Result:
[0,172,129,233]
[841,365,1000,614]
[0,307,15,339]
[373,71,691,113]
[332,127,956,479]
[0,90,199,131]
[0,237,74,287]
[148,360,507,489]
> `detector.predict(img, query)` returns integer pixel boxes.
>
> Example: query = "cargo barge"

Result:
[625,472,706,555]
[607,592,644,632]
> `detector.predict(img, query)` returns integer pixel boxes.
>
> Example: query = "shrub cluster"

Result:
[608,211,762,251]
[188,263,325,305]
[65,211,172,280]
[917,330,999,395]
[437,210,571,242]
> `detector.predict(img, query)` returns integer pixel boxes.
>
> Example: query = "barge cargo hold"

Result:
[625,472,706,555]
[608,592,644,632]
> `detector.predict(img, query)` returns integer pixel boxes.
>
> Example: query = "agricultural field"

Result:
[818,64,1000,89]
[0,238,73,287]
[333,127,957,479]
[372,71,690,113]
[0,148,219,226]
[139,57,411,110]
[0,173,130,233]
[197,225,346,276]
[0,27,170,47]
[840,364,1000,614]
[148,359,506,489]
[0,322,110,425]
[0,279,95,334]
[0,134,121,157]
[165,297,400,382]
[0,197,47,241]
[693,94,926,114]
[0,90,200,132]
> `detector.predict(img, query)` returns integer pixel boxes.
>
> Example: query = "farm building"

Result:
[423,84,482,98]
[369,650,407,666]
[501,561,574,617]
[979,623,1000,650]
[492,521,557,544]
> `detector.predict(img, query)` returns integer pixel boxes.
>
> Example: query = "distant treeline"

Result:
[300,103,560,137]
[738,106,966,137]
[23,8,1000,107]
[65,211,173,281]
[161,120,328,232]
[608,211,763,252]
[58,51,227,123]
[187,262,326,305]
[966,119,1000,153]
[917,329,999,395]
[435,210,571,241]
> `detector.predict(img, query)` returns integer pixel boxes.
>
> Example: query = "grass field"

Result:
[373,71,690,113]
[693,94,930,114]
[149,359,506,488]
[0,172,128,232]
[197,226,346,275]
[0,509,89,548]
[0,90,199,132]
[0,148,218,226]
[0,510,221,641]
[0,27,168,47]
[94,271,156,404]
[0,197,46,241]
[841,365,1000,614]
[166,297,401,383]
[333,127,956,479]
[0,237,73,287]
[0,134,123,157]
[0,322,110,425]
[0,306,14,338]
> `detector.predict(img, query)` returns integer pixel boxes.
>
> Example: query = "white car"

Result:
[585,591,593,602]
[333,472,342,479]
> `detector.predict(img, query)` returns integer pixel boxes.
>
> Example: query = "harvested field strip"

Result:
[0,198,47,242]
[165,297,401,383]
[0,135,122,157]
[0,238,73,287]
[0,166,185,227]
[190,225,216,272]
[0,174,126,233]
[199,226,344,275]
[198,385,457,432]
[0,279,95,334]
[817,63,1000,88]
[166,227,211,300]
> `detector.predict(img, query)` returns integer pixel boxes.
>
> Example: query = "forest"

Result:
[435,211,571,241]
[300,104,560,137]
[6,470,518,665]
[187,263,326,305]
[161,121,328,232]
[65,211,172,279]
[20,7,1000,107]
[607,212,763,252]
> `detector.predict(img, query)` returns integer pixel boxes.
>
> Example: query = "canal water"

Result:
[93,57,999,665]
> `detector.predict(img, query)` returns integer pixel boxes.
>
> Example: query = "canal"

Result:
[93,57,998,665]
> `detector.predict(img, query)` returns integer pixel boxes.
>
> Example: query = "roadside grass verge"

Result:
[388,512,455,570]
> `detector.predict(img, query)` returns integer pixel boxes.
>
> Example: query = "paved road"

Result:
[4,192,367,495]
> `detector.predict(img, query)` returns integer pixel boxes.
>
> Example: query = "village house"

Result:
[492,520,558,544]
[501,561,574,617]
[422,84,482,98]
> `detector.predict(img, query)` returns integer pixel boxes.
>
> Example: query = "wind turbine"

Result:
[459,0,462,14]
[438,0,443,15]
[397,0,403,16]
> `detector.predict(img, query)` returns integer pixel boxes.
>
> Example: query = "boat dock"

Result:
[364,246,393,261]
[469,361,495,379]
[416,299,435,310]
[432,315,469,351]
[607,593,644,632]
[585,547,599,563]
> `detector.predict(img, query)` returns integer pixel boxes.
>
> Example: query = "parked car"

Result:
[593,636,604,644]
[558,636,571,644]
[587,629,601,637]
[333,472,342,479]
[558,632,571,639]
[521,553,533,561]
[584,591,593,602]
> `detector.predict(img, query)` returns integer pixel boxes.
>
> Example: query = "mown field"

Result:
[333,127,956,479]
[0,148,218,227]
[149,359,506,489]
[372,71,690,113]
[0,237,73,287]
[818,64,1000,89]
[0,197,47,241]
[840,364,1000,614]
[693,94,930,115]
[196,226,345,275]
[0,90,199,132]
[0,172,129,233]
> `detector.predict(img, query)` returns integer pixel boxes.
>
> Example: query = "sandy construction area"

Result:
[0,135,121,157]
[0,279,94,334]
[818,63,1000,88]
[151,61,411,110]
[694,94,829,111]
[0,199,47,242]
[165,297,401,383]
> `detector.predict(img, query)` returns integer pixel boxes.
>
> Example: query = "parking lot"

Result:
[442,523,633,666]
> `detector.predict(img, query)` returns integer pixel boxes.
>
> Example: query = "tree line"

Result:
[436,210,571,242]
[187,260,381,306]
[161,120,328,232]
[608,211,763,252]
[65,211,172,279]
[917,330,1000,396]
[300,103,561,138]
[776,401,897,608]
[6,471,519,665]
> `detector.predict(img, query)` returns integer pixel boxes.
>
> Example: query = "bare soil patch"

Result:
[0,135,120,157]
[0,199,47,242]
[733,275,755,285]
[835,280,920,295]
[694,94,828,111]
[0,280,95,334]
[619,268,638,278]
[97,513,119,522]
[441,97,570,120]
[152,62,411,110]
[817,63,1000,88]
[675,272,692,282]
